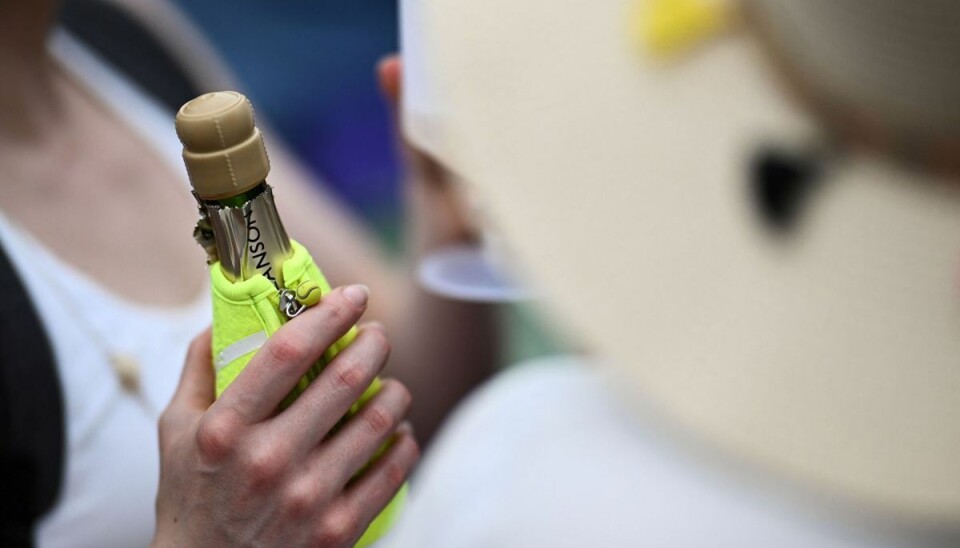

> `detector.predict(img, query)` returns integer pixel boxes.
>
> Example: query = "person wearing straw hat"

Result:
[370,0,960,545]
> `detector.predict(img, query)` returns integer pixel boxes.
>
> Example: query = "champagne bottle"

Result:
[175,92,406,546]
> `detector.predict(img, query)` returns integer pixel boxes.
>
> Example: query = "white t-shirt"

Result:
[0,30,212,548]
[383,357,957,548]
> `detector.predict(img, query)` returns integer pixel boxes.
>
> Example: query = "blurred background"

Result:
[170,0,562,364]
[173,0,401,238]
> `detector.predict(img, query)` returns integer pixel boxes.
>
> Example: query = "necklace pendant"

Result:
[111,353,141,394]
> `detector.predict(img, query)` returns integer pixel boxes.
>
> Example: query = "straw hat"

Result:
[401,0,960,524]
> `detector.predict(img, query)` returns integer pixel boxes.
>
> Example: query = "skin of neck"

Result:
[0,0,63,140]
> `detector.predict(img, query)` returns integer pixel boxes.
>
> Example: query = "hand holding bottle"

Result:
[153,285,418,547]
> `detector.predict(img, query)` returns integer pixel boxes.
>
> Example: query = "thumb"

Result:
[377,54,402,110]
[376,54,443,186]
[170,328,215,413]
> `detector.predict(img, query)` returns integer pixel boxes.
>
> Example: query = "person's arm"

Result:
[153,285,418,547]
[272,57,500,444]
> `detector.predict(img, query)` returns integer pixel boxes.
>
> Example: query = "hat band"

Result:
[744,4,960,179]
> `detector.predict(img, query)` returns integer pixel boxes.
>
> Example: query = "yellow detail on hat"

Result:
[635,0,733,58]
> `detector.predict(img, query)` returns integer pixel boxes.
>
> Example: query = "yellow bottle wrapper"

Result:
[209,239,404,546]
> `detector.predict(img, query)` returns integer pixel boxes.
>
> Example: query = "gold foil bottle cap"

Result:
[176,91,270,200]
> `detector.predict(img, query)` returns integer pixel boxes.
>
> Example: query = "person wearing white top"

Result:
[0,1,496,545]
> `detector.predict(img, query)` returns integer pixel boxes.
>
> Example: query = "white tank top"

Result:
[1,29,212,548]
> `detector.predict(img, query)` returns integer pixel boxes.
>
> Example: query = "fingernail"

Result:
[397,421,414,437]
[364,320,387,333]
[376,55,391,74]
[342,284,369,307]
[377,54,398,72]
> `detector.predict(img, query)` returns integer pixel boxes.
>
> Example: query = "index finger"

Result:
[216,284,370,423]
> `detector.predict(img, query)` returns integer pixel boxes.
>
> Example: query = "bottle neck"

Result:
[201,182,292,287]
[210,180,271,208]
